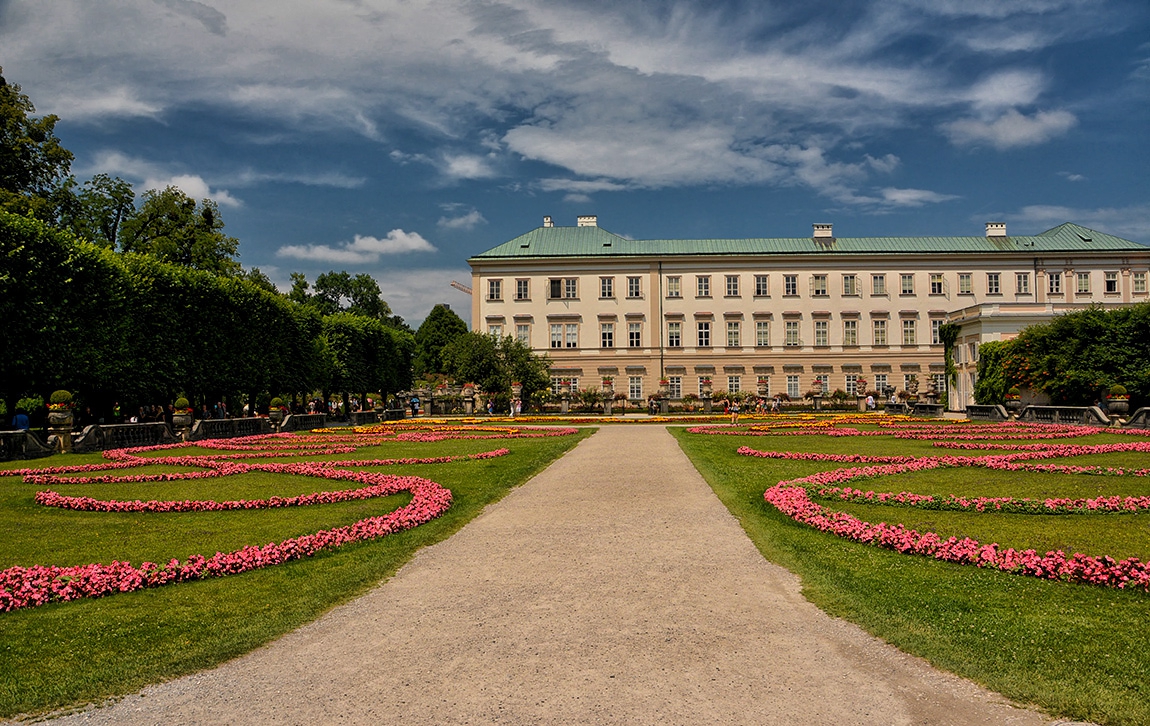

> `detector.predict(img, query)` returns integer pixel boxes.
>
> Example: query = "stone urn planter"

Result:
[1108,398,1130,416]
[511,382,523,399]
[48,410,73,427]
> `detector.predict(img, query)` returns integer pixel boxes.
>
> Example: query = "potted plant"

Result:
[268,396,287,424]
[1107,384,1130,416]
[511,381,523,398]
[47,389,74,426]
[700,377,713,396]
[658,378,670,397]
[1004,386,1022,413]
[757,376,770,395]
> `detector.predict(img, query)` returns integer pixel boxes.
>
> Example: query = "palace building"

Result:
[467,216,1150,408]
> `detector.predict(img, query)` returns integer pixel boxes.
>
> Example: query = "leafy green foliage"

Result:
[118,187,241,276]
[0,68,73,220]
[414,303,468,377]
[993,303,1150,406]
[973,340,1011,404]
[48,390,72,405]
[441,332,550,404]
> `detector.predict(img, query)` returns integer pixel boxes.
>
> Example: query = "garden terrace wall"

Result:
[0,431,54,461]
[1020,406,1109,427]
[72,423,177,453]
[966,404,1009,421]
[1124,407,1150,429]
[280,413,328,431]
[191,418,273,440]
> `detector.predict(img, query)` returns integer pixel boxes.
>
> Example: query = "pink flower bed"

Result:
[0,429,537,612]
[709,421,1150,592]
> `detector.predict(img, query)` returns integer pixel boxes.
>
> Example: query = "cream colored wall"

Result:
[471,250,1150,401]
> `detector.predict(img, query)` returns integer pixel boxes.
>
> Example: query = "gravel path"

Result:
[52,426,1055,725]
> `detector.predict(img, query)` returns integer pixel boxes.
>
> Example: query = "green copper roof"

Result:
[469,222,1146,261]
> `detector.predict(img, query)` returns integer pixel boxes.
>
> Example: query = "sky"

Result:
[2,0,1148,326]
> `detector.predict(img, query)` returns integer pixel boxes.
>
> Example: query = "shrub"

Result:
[1007,386,1021,398]
[174,397,190,410]
[1109,384,1128,398]
[49,390,73,405]
[269,397,285,409]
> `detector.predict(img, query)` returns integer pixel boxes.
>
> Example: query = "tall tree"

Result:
[0,68,74,219]
[442,332,550,403]
[69,174,136,248]
[414,303,468,377]
[119,187,241,275]
[303,270,407,329]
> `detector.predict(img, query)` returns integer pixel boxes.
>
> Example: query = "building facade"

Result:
[468,216,1150,408]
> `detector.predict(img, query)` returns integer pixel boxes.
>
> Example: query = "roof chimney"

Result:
[577,215,598,227]
[542,215,553,228]
[813,223,833,238]
[986,222,1006,237]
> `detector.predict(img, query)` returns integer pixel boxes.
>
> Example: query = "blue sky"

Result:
[3,0,1148,325]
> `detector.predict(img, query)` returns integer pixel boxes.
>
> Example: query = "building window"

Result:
[550,278,577,299]
[843,319,858,346]
[1134,272,1147,293]
[1016,273,1030,294]
[872,274,886,296]
[565,323,578,348]
[968,342,979,362]
[786,375,800,398]
[627,276,641,298]
[902,319,916,346]
[726,321,741,347]
[667,321,682,347]
[1049,272,1062,294]
[932,373,946,395]
[843,274,858,296]
[754,274,770,296]
[697,275,711,297]
[900,274,915,295]
[930,274,943,295]
[874,374,888,396]
[628,322,641,348]
[600,277,614,299]
[1105,272,1119,294]
[668,376,682,399]
[873,319,887,346]
[784,320,800,347]
[697,321,711,347]
[512,279,528,300]
[551,376,579,395]
[723,275,739,297]
[666,276,681,298]
[958,273,972,294]
[516,324,530,343]
[1077,272,1091,294]
[629,376,643,400]
[755,321,770,347]
[549,324,562,348]
[987,273,1000,295]
[600,323,614,348]
[488,324,502,336]
[814,320,828,346]
[845,374,859,396]
[811,274,828,296]
[784,274,798,296]
[931,319,942,345]
[727,376,741,393]
[488,279,502,301]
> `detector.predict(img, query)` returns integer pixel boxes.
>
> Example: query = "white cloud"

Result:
[156,174,242,207]
[1057,171,1086,182]
[538,178,631,194]
[1009,203,1150,242]
[277,230,437,264]
[437,209,487,230]
[941,108,1077,149]
[43,87,162,121]
[440,153,499,180]
[879,187,960,207]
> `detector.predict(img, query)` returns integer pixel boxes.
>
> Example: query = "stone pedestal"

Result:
[463,395,475,415]
[702,395,713,414]
[560,395,570,414]
[173,413,194,440]
[812,396,823,411]
[659,399,669,415]
[603,398,613,416]
[857,396,867,412]
[48,411,73,453]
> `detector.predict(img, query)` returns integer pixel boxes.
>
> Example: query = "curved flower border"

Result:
[693,421,1150,592]
[0,426,556,612]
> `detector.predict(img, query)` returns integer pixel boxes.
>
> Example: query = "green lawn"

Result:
[0,430,592,719]
[673,426,1150,726]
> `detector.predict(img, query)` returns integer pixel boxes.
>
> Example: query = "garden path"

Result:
[58,426,1053,725]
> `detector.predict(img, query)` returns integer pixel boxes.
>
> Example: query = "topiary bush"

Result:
[49,390,73,405]
[174,397,190,410]
[1109,384,1128,398]
[269,397,285,409]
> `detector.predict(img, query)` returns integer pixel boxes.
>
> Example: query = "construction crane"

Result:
[450,280,472,295]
